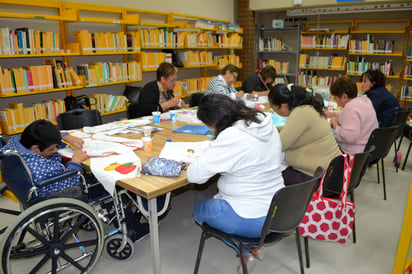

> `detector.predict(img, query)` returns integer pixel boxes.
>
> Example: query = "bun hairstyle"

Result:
[268,83,324,116]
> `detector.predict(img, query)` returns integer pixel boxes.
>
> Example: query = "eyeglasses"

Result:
[231,73,238,80]
[167,77,177,83]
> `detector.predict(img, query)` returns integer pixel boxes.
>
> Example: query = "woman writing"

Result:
[268,83,341,186]
[187,94,284,272]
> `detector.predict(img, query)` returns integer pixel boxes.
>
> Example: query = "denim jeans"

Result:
[193,198,265,238]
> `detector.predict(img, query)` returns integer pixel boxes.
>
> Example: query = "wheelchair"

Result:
[0,149,149,273]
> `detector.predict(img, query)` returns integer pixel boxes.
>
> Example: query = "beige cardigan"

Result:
[279,105,341,176]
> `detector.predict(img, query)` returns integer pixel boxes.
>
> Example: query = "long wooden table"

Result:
[91,121,208,274]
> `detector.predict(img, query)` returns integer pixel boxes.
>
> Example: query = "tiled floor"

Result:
[1,141,411,273]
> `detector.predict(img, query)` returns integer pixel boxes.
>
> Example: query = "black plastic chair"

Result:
[57,109,102,130]
[401,124,412,170]
[321,147,374,244]
[123,86,142,104]
[390,109,410,172]
[364,126,399,200]
[189,92,204,107]
[126,102,140,119]
[193,167,324,274]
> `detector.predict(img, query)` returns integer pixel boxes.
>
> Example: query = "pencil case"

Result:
[142,157,184,177]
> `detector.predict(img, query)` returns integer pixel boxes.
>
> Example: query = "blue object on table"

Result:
[172,125,212,136]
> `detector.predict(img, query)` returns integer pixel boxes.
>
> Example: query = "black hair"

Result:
[362,69,386,89]
[197,94,264,138]
[268,84,324,116]
[330,75,358,99]
[20,120,61,151]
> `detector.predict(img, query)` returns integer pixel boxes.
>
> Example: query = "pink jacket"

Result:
[335,95,378,153]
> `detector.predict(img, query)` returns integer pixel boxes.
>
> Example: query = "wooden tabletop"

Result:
[83,121,209,200]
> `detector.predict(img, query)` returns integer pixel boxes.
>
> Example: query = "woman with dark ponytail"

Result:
[188,94,285,271]
[268,83,341,186]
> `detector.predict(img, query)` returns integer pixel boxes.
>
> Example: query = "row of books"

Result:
[89,94,127,114]
[404,64,412,78]
[346,59,394,76]
[299,54,347,70]
[180,77,214,97]
[139,52,167,71]
[257,37,283,51]
[178,50,213,67]
[77,61,142,86]
[0,65,81,95]
[140,28,184,48]
[301,34,350,49]
[73,30,141,54]
[297,71,343,87]
[348,39,395,54]
[0,27,60,56]
[185,32,242,48]
[0,100,65,134]
[257,59,290,74]
[213,55,241,68]
[401,85,412,99]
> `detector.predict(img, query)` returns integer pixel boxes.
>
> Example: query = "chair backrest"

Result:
[364,125,398,159]
[123,86,142,104]
[391,109,410,139]
[322,147,374,198]
[126,102,140,119]
[57,109,102,130]
[260,167,324,237]
[190,93,204,107]
[0,150,35,209]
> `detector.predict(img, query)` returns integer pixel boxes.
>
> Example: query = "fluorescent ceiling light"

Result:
[287,2,412,16]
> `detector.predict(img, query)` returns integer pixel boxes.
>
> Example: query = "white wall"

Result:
[66,0,235,22]
[250,0,410,11]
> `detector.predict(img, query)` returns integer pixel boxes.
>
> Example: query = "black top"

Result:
[242,73,271,93]
[365,86,400,128]
[136,80,175,117]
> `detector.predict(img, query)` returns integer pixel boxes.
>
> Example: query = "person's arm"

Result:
[279,108,310,152]
[62,134,84,150]
[334,104,361,145]
[138,82,161,116]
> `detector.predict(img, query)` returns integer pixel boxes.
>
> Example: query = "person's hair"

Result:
[197,94,264,137]
[20,120,61,151]
[330,75,358,99]
[221,64,239,75]
[156,62,177,82]
[268,83,324,116]
[259,65,277,82]
[362,69,386,89]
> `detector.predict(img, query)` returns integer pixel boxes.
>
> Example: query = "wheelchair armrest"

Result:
[36,170,80,188]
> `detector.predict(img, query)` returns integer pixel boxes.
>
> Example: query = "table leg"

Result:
[148,197,161,274]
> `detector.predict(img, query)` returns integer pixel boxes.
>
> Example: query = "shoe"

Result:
[128,222,150,242]
[251,246,265,261]
[237,253,258,274]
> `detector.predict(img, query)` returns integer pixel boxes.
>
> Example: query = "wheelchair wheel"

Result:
[0,198,104,273]
[104,234,134,261]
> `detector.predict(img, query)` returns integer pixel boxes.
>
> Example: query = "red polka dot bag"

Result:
[299,153,355,244]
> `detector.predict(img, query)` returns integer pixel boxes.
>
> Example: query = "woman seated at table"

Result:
[268,83,341,186]
[325,76,378,153]
[135,62,185,117]
[242,65,277,98]
[187,94,284,271]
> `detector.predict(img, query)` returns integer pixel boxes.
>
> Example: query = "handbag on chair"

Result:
[299,153,355,244]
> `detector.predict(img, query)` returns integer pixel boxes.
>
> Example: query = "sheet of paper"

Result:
[159,141,211,163]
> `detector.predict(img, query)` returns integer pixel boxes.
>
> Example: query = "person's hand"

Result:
[62,135,84,150]
[71,150,88,163]
[235,90,244,98]
[246,93,254,100]
[330,117,339,128]
[168,97,181,108]
[323,110,336,119]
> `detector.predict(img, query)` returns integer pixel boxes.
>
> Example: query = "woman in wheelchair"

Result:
[1,120,149,242]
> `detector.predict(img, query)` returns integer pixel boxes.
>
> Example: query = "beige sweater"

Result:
[280,105,341,176]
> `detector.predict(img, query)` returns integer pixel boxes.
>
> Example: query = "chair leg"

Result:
[304,237,310,268]
[402,142,412,171]
[349,192,356,244]
[393,141,399,173]
[295,228,305,274]
[239,246,248,274]
[376,160,380,184]
[194,231,207,274]
[381,159,387,200]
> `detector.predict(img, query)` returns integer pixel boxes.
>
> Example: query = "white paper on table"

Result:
[91,132,143,146]
[83,119,151,135]
[61,130,91,138]
[59,138,138,158]
[90,151,141,196]
[159,141,211,163]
